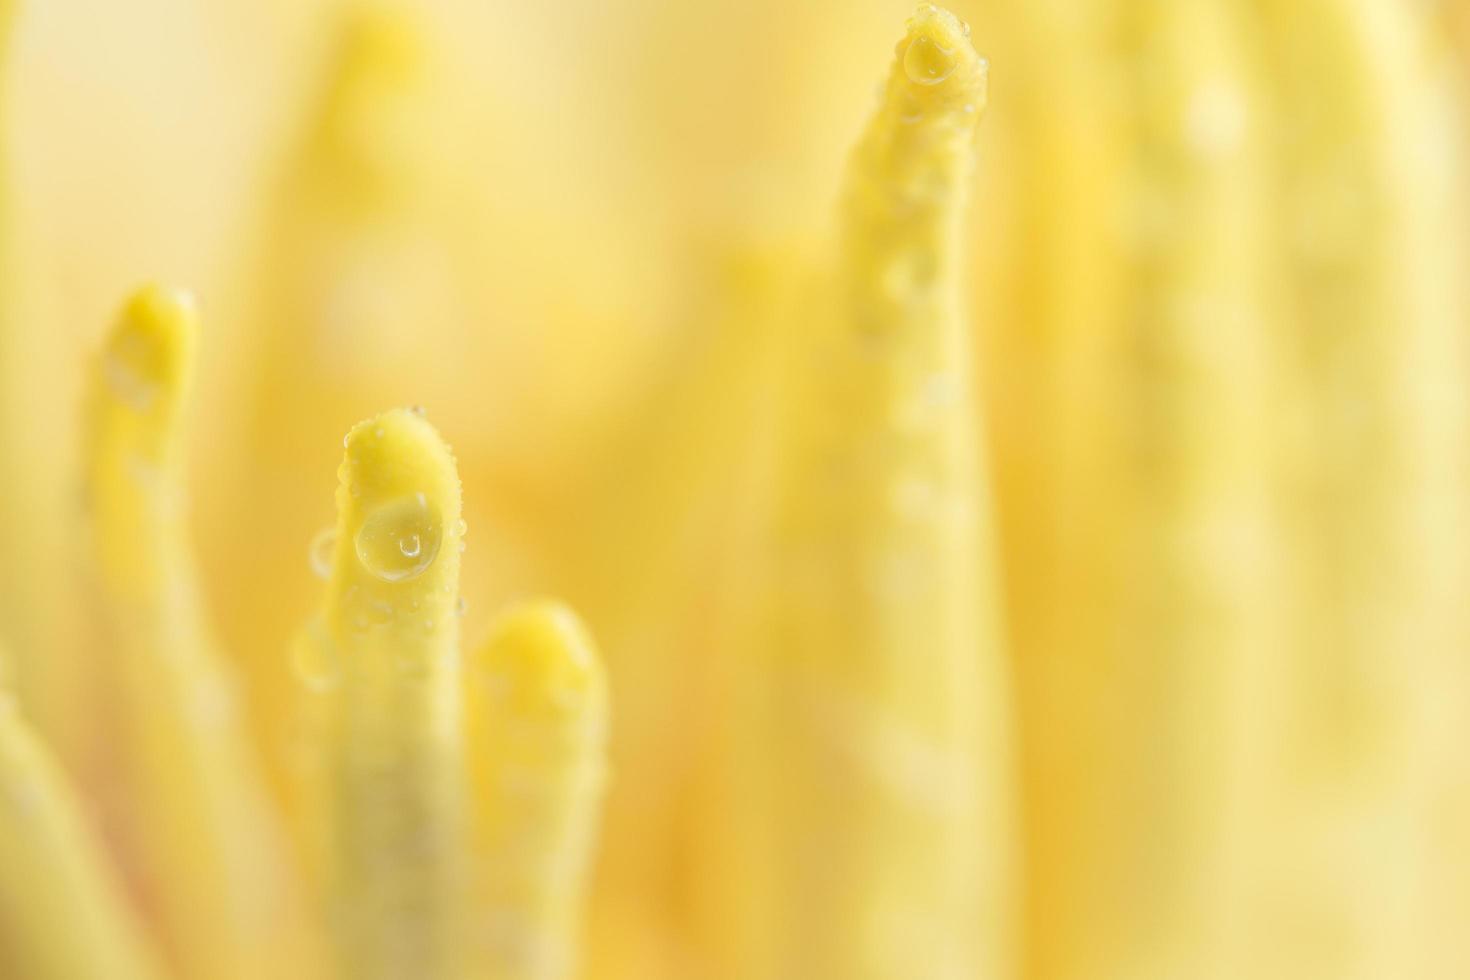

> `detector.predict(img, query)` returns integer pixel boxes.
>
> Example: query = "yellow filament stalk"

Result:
[766,6,1013,977]
[466,600,609,980]
[84,285,315,980]
[321,407,468,979]
[0,681,163,980]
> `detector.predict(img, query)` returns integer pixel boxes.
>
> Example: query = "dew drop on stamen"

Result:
[354,494,443,582]
[903,34,956,87]
[308,527,337,580]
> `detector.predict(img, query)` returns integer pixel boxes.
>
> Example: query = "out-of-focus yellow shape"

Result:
[466,599,609,980]
[84,285,316,980]
[759,6,1013,978]
[1241,2,1470,977]
[0,670,163,980]
[318,407,468,980]
[1004,2,1274,977]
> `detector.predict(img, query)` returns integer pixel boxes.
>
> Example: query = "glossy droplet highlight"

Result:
[903,34,955,87]
[309,527,337,580]
[354,494,443,582]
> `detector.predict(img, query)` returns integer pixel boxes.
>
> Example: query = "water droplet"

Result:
[395,650,428,678]
[292,622,341,692]
[903,34,955,87]
[354,494,443,582]
[455,597,467,617]
[368,600,396,626]
[455,518,468,537]
[1184,81,1246,160]
[308,527,337,580]
[343,434,350,449]
[408,404,426,417]
[458,539,467,554]
[102,334,159,411]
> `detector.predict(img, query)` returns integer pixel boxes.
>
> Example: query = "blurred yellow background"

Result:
[2,1,1470,978]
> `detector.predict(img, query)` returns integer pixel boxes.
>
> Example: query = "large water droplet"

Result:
[354,494,443,582]
[903,34,956,87]
[309,527,337,580]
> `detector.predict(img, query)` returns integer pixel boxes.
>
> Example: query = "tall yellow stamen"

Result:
[765,6,1013,977]
[466,599,609,980]
[83,285,315,980]
[321,407,468,979]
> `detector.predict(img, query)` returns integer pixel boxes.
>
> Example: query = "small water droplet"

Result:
[292,621,341,692]
[343,434,351,449]
[455,518,468,537]
[102,335,159,411]
[354,494,443,582]
[395,650,429,678]
[308,528,337,580]
[408,404,426,417]
[458,539,467,554]
[455,597,467,617]
[903,34,956,87]
[368,600,396,626]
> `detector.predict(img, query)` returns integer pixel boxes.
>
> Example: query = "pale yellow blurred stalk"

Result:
[0,667,163,980]
[83,286,316,980]
[466,600,609,980]
[1241,2,1470,976]
[989,2,1275,977]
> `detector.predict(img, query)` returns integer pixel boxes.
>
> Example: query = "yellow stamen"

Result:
[321,407,468,979]
[764,6,1014,978]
